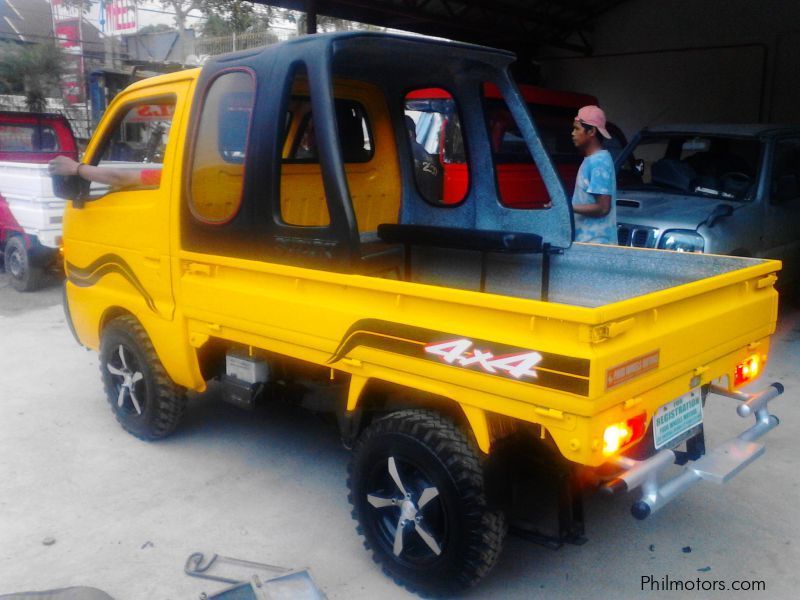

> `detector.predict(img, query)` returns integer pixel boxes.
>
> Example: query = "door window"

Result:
[404,88,468,206]
[189,70,255,224]
[280,97,374,227]
[92,97,176,195]
[286,98,373,164]
[771,139,800,203]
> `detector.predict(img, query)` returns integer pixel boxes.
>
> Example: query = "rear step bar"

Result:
[602,382,782,519]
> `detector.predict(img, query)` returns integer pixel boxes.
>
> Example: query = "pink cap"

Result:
[576,105,611,139]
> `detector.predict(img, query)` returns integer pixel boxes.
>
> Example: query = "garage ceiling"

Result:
[256,0,629,56]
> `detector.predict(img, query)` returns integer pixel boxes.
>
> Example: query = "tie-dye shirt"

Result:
[572,149,617,244]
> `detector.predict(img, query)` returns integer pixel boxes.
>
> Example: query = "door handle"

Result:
[186,262,212,276]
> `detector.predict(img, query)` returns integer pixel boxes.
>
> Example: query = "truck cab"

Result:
[59,33,784,596]
[0,111,78,291]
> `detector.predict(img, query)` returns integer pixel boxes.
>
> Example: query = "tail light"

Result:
[602,412,647,456]
[734,354,762,387]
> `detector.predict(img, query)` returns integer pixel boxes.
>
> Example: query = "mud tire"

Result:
[99,315,186,440]
[348,409,506,596]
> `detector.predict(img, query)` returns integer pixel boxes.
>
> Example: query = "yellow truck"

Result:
[57,33,783,595]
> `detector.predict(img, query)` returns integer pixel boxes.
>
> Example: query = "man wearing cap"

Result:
[570,106,617,244]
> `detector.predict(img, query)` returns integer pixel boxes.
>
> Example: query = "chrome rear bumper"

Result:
[602,382,782,520]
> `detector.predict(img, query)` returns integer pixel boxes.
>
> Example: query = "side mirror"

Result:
[704,203,734,228]
[52,174,91,208]
[634,158,645,175]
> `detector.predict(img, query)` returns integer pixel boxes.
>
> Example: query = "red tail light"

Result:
[603,412,647,456]
[734,354,762,387]
[626,412,648,444]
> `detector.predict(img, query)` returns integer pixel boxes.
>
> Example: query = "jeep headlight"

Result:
[657,230,705,253]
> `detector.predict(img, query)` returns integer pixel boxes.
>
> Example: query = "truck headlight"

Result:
[657,230,705,253]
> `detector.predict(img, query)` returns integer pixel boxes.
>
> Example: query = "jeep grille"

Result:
[617,224,657,248]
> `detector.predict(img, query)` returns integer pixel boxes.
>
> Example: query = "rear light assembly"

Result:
[734,354,762,387]
[602,412,647,456]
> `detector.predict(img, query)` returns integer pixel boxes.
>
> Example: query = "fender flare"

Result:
[346,375,492,453]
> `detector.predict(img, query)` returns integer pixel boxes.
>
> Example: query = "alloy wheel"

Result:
[106,344,145,416]
[366,456,445,562]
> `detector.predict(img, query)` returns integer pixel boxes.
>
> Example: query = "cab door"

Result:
[65,80,191,333]
[763,137,800,285]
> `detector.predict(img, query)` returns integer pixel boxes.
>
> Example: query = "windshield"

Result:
[617,134,762,201]
[0,123,60,153]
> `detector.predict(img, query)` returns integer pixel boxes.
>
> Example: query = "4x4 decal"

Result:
[329,319,590,395]
[424,339,543,379]
[66,254,156,312]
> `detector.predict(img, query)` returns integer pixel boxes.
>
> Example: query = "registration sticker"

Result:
[653,389,704,449]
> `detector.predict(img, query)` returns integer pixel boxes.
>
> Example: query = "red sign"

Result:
[54,21,80,48]
[126,104,175,123]
[606,351,660,389]
[107,0,137,33]
[50,4,85,105]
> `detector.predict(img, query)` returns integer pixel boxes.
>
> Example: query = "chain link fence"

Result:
[194,26,299,58]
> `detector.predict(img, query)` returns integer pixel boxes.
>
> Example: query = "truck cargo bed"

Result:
[410,242,769,308]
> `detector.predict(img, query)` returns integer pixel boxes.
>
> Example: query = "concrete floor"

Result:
[0,271,798,599]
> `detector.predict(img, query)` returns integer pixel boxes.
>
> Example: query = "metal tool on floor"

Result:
[186,552,326,600]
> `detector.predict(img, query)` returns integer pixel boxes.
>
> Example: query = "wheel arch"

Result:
[98,306,206,392]
[99,306,137,339]
[3,229,38,251]
[346,376,495,454]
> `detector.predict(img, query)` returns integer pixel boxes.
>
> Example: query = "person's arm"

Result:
[48,155,142,188]
[572,194,611,216]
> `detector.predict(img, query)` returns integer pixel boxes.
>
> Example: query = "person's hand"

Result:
[48,156,79,177]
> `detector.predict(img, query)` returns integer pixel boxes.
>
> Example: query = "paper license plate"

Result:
[653,388,704,450]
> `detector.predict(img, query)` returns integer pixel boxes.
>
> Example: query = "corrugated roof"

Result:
[256,0,629,55]
[0,0,53,43]
[643,124,800,138]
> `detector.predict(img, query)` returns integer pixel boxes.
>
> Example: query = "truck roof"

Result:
[0,111,72,124]
[121,67,201,93]
[229,30,516,60]
[642,123,800,138]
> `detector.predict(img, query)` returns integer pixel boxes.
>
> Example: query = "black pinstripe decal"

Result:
[328,318,591,395]
[66,254,156,312]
